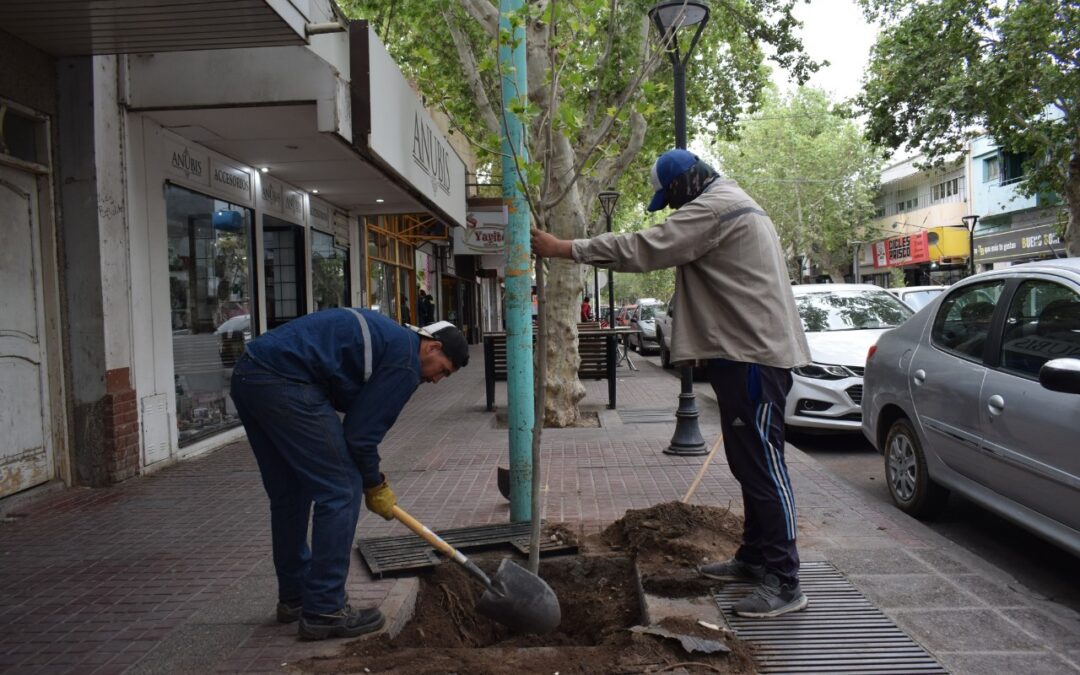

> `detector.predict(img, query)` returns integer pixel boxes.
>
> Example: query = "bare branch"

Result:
[594,111,647,189]
[458,0,499,37]
[585,0,619,133]
[442,7,502,137]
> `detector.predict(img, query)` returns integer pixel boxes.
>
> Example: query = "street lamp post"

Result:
[650,0,708,456]
[962,214,981,277]
[592,268,599,321]
[598,189,620,326]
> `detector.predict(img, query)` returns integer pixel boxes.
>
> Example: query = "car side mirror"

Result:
[1039,358,1080,395]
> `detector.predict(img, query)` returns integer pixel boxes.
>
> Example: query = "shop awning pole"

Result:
[500,0,533,522]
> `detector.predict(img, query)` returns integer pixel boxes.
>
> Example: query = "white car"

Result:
[786,284,914,432]
[885,285,947,311]
[628,298,666,354]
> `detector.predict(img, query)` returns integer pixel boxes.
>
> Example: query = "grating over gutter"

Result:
[357,522,576,576]
[715,561,946,674]
[617,408,677,424]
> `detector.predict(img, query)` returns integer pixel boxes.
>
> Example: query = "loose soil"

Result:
[601,501,743,598]
[298,502,752,674]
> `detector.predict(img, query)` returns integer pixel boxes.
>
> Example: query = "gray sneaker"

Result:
[732,573,808,618]
[698,557,766,582]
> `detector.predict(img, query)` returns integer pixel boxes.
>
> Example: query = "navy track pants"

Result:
[706,359,800,584]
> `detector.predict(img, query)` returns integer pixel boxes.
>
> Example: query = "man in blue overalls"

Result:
[230,310,469,640]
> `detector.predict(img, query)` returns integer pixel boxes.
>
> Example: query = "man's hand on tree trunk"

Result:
[530,228,573,259]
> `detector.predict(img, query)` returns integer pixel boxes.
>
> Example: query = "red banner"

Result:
[873,232,930,268]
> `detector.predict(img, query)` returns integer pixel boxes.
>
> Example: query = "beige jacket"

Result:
[572,179,812,369]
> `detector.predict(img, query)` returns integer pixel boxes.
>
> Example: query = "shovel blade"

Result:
[477,559,561,634]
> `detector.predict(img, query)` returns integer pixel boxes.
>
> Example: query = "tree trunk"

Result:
[537,133,588,427]
[1065,147,1080,258]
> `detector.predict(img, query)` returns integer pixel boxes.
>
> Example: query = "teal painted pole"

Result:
[500,0,533,522]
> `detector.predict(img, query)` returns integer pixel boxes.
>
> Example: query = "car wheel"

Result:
[658,330,673,369]
[884,418,949,518]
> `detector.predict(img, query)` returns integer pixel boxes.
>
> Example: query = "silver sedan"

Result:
[862,258,1080,557]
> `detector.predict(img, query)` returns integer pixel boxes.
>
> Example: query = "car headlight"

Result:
[792,363,858,380]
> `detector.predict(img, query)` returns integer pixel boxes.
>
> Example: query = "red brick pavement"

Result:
[2,345,1077,673]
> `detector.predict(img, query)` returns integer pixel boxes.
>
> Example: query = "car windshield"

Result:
[796,290,913,332]
[639,304,666,320]
[901,289,943,311]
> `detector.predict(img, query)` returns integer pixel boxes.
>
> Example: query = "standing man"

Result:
[230,310,469,639]
[418,289,436,325]
[531,149,812,618]
[580,296,593,323]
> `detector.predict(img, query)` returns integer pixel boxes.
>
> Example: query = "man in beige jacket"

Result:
[532,149,812,618]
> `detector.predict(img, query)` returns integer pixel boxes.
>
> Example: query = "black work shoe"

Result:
[698,557,766,582]
[732,573,808,618]
[298,605,385,641]
[276,599,303,624]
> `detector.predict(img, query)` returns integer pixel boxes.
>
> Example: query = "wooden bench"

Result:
[483,327,630,411]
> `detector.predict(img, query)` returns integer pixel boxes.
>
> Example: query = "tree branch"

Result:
[442,7,502,138]
[458,0,499,37]
[584,0,619,132]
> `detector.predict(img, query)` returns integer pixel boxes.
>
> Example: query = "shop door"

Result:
[0,165,54,497]
[263,217,306,328]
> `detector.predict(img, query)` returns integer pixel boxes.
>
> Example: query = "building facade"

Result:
[858,155,973,287]
[0,6,473,499]
[968,134,1067,269]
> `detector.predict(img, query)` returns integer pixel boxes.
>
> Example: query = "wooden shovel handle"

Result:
[391,505,463,561]
[681,434,724,504]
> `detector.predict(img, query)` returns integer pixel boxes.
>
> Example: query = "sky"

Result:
[771,0,881,103]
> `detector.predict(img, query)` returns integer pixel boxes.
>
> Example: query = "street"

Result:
[640,351,1080,616]
[789,431,1080,616]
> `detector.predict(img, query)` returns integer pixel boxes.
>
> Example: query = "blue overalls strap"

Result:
[346,308,373,383]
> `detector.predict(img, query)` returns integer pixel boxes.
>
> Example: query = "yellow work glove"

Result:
[364,475,396,520]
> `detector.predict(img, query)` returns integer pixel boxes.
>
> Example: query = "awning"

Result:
[125,42,465,226]
[0,0,307,56]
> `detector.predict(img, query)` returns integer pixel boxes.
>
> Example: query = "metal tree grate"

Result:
[357,521,577,577]
[715,561,946,674]
[618,408,676,424]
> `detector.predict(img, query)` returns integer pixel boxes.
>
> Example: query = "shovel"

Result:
[391,505,561,634]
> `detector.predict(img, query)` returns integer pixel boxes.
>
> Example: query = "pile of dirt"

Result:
[600,501,743,599]
[601,501,743,567]
[298,554,753,675]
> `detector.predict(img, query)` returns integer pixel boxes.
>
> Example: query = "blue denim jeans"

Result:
[230,355,362,614]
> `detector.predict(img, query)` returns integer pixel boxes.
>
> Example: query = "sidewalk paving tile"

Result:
[1,345,1077,673]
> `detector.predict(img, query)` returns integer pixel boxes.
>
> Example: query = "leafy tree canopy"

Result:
[857,0,1080,256]
[712,86,882,281]
[341,0,819,220]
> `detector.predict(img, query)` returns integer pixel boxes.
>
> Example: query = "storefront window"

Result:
[312,229,349,310]
[263,215,306,328]
[365,215,416,324]
[166,184,255,446]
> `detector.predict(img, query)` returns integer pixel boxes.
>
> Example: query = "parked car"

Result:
[787,284,914,432]
[652,295,710,380]
[862,259,1080,557]
[886,285,947,311]
[628,298,666,354]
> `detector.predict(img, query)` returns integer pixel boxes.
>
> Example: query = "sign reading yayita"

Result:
[453,208,508,255]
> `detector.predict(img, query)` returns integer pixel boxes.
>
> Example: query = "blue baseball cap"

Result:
[647,149,699,212]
